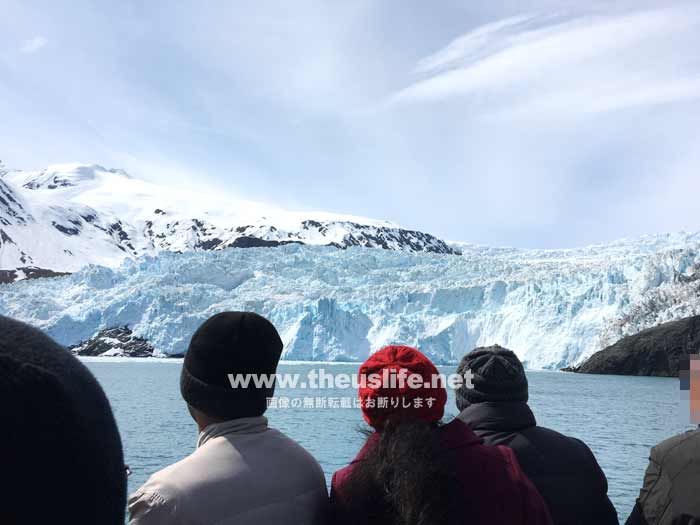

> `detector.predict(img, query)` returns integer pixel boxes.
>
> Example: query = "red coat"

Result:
[330,418,553,525]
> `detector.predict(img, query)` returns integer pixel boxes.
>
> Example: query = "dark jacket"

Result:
[330,418,553,525]
[626,427,700,525]
[458,401,618,525]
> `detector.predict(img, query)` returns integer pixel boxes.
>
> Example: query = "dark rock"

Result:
[197,238,223,250]
[52,221,80,236]
[573,315,700,377]
[0,179,29,225]
[24,172,76,189]
[230,236,304,248]
[108,221,130,242]
[0,266,70,284]
[0,270,18,284]
[0,229,15,244]
[302,219,323,231]
[70,326,154,357]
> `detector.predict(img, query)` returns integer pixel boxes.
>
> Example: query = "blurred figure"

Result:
[129,312,328,525]
[330,345,552,525]
[456,345,618,525]
[690,354,700,424]
[0,315,127,524]
[626,354,700,525]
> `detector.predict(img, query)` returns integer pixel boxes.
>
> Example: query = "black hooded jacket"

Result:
[458,401,618,525]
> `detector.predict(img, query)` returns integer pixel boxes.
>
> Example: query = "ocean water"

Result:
[84,359,690,520]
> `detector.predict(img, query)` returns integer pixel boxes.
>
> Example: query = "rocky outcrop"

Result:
[229,236,304,248]
[70,326,155,357]
[0,266,70,284]
[571,315,700,376]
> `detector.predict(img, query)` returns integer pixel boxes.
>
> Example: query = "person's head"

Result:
[680,354,700,425]
[455,344,528,412]
[0,315,126,524]
[359,344,447,429]
[180,311,283,429]
[343,345,453,525]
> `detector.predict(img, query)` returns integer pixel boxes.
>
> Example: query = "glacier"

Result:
[1,233,699,369]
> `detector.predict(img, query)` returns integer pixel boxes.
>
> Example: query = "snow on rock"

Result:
[0,162,458,275]
[1,237,699,369]
[69,326,155,357]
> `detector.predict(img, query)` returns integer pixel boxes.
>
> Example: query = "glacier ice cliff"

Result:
[1,234,699,369]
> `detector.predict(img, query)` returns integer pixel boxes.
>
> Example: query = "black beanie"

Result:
[0,315,126,524]
[456,344,529,411]
[180,312,283,419]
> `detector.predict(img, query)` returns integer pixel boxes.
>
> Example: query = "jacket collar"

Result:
[457,401,536,433]
[197,416,268,448]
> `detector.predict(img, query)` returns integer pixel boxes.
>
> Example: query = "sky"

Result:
[1,0,699,248]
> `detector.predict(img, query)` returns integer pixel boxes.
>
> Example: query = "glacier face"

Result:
[1,234,699,369]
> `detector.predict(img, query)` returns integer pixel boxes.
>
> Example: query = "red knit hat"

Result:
[358,345,447,429]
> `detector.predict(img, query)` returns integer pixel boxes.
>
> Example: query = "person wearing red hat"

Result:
[330,345,553,525]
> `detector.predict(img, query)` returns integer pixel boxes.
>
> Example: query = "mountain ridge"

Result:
[0,162,459,278]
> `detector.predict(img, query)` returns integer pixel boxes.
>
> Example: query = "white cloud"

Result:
[413,14,539,75]
[391,6,700,118]
[21,35,48,54]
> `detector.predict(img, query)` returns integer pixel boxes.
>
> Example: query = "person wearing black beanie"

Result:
[455,345,618,525]
[0,315,127,524]
[129,311,329,525]
[179,310,283,419]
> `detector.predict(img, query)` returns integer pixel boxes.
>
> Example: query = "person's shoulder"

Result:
[265,427,326,475]
[526,423,578,443]
[131,455,193,503]
[128,461,190,522]
[266,428,320,459]
[459,436,521,475]
[519,425,607,476]
[651,428,700,463]
[473,442,543,497]
[529,425,596,455]
[330,462,355,492]
[135,442,227,501]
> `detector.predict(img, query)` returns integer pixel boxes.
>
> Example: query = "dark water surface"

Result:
[84,359,688,520]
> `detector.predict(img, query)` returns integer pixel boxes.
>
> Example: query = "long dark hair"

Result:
[341,418,457,525]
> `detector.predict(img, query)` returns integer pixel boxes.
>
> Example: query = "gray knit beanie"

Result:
[455,344,529,411]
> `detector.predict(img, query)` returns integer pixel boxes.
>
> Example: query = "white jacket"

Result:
[128,416,329,525]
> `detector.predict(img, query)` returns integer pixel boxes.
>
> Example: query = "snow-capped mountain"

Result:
[0,162,458,275]
[1,234,698,368]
